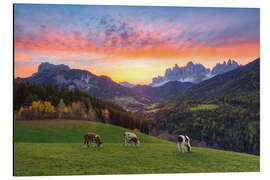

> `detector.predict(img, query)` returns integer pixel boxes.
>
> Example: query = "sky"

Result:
[14,4,260,84]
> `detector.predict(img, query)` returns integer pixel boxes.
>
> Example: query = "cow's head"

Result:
[131,137,140,147]
[95,135,103,147]
[187,145,191,152]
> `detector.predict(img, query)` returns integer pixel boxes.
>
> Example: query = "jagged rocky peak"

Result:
[151,76,166,87]
[37,62,70,74]
[150,61,212,86]
[174,64,180,69]
[150,59,240,87]
[187,61,194,66]
[211,59,239,75]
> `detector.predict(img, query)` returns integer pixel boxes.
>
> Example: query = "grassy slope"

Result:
[14,120,163,143]
[14,120,259,176]
[190,104,219,111]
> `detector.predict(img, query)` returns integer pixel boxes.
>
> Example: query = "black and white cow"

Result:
[123,132,140,147]
[177,135,191,153]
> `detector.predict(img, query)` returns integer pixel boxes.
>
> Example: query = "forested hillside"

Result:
[151,93,260,155]
[137,58,260,155]
[14,78,152,134]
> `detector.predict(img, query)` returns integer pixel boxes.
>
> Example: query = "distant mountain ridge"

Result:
[119,81,135,88]
[150,59,239,87]
[212,59,239,75]
[177,58,259,99]
[22,59,250,112]
[24,62,152,105]
[23,62,196,111]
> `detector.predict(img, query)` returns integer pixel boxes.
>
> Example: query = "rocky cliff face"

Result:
[150,59,239,87]
[36,62,70,74]
[211,59,239,75]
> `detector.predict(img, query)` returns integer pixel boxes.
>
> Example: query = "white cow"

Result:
[123,132,140,147]
[177,135,191,153]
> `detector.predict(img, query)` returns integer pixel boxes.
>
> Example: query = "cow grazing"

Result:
[177,135,191,153]
[83,133,103,148]
[123,132,140,147]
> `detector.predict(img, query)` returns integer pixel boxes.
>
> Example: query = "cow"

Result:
[83,133,103,148]
[177,135,191,153]
[123,132,140,147]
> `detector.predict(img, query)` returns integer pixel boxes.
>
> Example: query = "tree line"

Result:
[14,78,152,134]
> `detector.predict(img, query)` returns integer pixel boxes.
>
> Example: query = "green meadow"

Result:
[190,104,219,111]
[14,120,259,176]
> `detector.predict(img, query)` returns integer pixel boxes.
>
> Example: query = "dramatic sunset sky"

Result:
[14,4,260,84]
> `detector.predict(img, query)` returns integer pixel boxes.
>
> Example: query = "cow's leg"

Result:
[89,141,92,148]
[177,142,181,152]
[187,142,191,152]
[83,139,86,148]
[87,140,90,148]
[181,143,185,153]
[127,139,130,146]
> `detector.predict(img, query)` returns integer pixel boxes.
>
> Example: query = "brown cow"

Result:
[83,133,103,148]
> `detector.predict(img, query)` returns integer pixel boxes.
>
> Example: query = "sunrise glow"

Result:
[14,5,260,84]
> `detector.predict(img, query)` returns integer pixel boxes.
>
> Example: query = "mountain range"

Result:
[150,59,239,87]
[23,62,198,111]
[22,58,256,111]
[177,58,259,99]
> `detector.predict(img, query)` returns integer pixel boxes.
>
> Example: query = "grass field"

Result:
[14,120,260,176]
[190,104,219,111]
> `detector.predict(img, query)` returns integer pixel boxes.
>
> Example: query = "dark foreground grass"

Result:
[14,120,260,176]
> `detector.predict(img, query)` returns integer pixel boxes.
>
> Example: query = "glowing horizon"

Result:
[14,4,260,85]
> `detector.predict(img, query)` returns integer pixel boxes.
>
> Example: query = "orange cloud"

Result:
[14,24,259,84]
